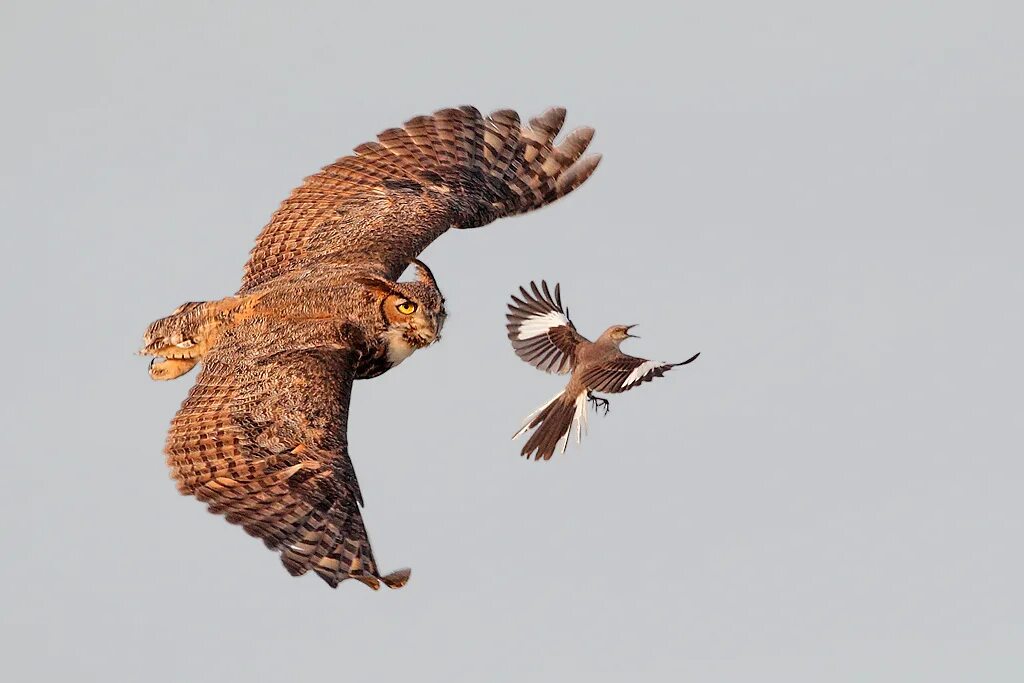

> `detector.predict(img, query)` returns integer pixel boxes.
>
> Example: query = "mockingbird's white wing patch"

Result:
[622,359,670,388]
[579,352,700,394]
[516,310,571,340]
[506,281,587,374]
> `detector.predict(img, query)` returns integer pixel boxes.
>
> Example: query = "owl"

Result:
[142,106,600,588]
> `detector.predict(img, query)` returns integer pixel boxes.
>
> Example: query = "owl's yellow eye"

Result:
[396,301,417,315]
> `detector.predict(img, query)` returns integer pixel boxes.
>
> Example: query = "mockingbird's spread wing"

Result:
[164,318,409,590]
[577,352,701,394]
[506,280,587,374]
[240,107,601,291]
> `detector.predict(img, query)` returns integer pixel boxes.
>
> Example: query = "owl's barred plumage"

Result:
[508,282,700,461]
[162,270,444,588]
[143,106,600,588]
[242,105,600,289]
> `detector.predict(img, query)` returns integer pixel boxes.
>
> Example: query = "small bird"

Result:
[507,282,699,460]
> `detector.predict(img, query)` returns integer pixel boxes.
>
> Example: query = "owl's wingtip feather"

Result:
[382,567,412,589]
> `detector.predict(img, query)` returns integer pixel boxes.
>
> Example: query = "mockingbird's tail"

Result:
[513,388,588,461]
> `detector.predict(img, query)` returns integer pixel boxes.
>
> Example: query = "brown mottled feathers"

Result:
[241,106,601,291]
[164,315,409,590]
[141,296,263,380]
[506,281,586,374]
[149,106,602,587]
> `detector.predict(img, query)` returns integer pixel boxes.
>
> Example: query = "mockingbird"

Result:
[507,281,699,460]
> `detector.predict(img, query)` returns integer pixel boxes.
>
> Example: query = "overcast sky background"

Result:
[2,1,1022,681]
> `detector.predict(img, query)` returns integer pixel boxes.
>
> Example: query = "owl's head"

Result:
[369,260,447,352]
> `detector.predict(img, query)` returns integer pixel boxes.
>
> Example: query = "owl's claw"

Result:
[587,392,610,416]
[148,356,199,381]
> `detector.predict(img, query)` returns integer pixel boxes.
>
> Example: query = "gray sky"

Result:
[2,1,1022,681]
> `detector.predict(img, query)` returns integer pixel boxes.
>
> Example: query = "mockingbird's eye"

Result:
[396,301,417,315]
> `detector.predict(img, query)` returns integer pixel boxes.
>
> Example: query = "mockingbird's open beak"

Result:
[625,325,640,338]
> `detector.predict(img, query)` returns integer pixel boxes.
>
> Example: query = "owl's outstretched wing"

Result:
[164,321,408,590]
[241,106,601,291]
[506,281,588,374]
[578,351,700,394]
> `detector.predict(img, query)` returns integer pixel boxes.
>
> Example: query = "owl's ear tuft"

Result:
[409,259,440,292]
[354,275,401,299]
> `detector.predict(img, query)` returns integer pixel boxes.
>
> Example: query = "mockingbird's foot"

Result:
[587,392,610,416]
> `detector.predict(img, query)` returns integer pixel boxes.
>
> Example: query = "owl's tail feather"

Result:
[140,295,259,380]
[364,106,600,228]
[513,388,589,461]
[194,458,410,590]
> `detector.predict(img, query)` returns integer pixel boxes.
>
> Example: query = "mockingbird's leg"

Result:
[587,392,611,416]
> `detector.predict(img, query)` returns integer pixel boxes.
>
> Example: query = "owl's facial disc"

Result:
[384,294,441,348]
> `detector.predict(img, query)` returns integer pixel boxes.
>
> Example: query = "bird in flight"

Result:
[141,106,601,589]
[506,281,699,461]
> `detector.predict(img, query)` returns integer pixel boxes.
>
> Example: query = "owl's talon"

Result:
[148,356,199,381]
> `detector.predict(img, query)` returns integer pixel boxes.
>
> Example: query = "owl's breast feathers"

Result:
[354,317,438,378]
[352,339,399,379]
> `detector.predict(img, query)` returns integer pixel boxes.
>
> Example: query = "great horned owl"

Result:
[154,260,445,589]
[506,282,699,461]
[142,106,601,589]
